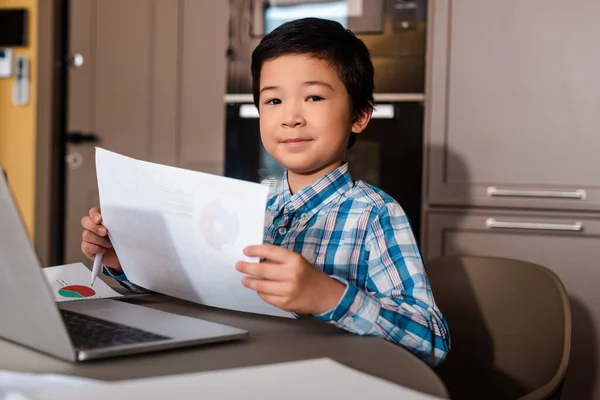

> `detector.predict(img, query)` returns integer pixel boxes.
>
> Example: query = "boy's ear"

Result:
[351,108,373,134]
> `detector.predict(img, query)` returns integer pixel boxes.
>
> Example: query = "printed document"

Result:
[0,371,99,400]
[7,358,443,400]
[95,148,292,318]
[42,263,123,302]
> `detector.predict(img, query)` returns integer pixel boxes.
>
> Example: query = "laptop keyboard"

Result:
[61,309,172,350]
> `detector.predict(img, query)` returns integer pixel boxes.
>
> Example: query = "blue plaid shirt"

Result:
[106,163,450,366]
[264,163,449,366]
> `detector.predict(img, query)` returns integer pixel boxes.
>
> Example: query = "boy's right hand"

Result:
[81,207,122,273]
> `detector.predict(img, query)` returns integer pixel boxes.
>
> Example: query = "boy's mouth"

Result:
[281,138,312,144]
[281,138,313,149]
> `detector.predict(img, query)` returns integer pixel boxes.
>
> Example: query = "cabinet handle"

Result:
[487,187,586,200]
[485,218,583,232]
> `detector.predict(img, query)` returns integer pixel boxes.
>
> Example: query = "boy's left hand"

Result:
[236,244,346,315]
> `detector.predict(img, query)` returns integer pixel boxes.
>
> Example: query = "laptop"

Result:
[0,170,248,362]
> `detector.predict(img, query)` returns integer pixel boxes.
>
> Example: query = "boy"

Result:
[81,18,450,366]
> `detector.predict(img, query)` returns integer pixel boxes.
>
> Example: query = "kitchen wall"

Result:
[0,0,38,239]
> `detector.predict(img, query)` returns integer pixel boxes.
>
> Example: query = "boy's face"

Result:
[258,54,369,176]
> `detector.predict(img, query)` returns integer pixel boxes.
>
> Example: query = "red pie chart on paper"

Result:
[58,285,96,298]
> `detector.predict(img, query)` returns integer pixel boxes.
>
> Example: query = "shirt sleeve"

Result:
[102,266,150,294]
[314,202,450,366]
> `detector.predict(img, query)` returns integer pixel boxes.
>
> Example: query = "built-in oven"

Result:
[224,96,425,240]
[224,0,428,240]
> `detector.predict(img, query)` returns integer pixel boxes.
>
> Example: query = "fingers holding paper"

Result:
[236,244,346,315]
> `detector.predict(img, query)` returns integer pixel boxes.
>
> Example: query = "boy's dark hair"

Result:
[251,18,374,149]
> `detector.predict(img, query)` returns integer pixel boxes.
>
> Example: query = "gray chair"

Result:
[427,256,571,400]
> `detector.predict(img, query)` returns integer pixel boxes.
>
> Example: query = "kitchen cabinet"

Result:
[423,208,600,399]
[423,1,600,398]
[424,0,600,211]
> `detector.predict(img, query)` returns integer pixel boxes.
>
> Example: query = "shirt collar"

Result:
[270,163,354,220]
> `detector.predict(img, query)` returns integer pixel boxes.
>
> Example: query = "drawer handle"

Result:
[485,218,584,232]
[487,187,586,200]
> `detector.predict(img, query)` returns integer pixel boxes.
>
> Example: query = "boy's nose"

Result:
[282,117,304,128]
[281,104,306,128]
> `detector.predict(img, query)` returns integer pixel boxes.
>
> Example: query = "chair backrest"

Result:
[427,256,571,400]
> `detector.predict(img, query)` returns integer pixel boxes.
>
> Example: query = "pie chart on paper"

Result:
[58,285,96,299]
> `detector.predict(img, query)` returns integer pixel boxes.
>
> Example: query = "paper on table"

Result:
[0,371,101,400]
[95,148,292,318]
[13,358,444,400]
[42,263,123,302]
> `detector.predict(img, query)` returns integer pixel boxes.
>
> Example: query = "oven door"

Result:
[224,99,424,239]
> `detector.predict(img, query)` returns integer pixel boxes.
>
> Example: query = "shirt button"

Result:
[278,227,287,235]
[300,213,309,221]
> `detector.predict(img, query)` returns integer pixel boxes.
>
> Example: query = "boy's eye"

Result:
[307,95,323,102]
[266,98,282,105]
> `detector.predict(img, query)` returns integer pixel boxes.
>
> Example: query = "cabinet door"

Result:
[425,0,600,211]
[65,0,181,264]
[178,0,229,175]
[423,208,600,400]
[64,0,229,264]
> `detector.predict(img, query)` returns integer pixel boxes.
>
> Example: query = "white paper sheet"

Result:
[42,263,123,302]
[14,358,444,400]
[95,148,292,318]
[0,371,100,400]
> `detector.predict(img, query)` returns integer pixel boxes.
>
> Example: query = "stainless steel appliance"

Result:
[225,96,425,239]
[227,0,427,94]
